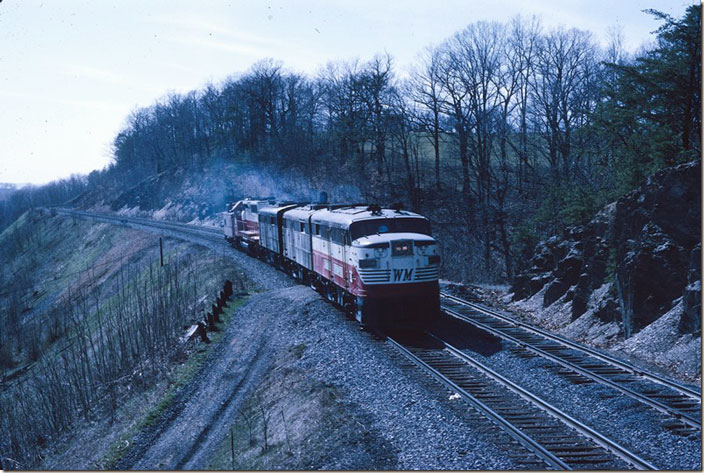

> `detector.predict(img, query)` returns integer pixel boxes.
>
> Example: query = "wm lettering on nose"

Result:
[393,268,414,281]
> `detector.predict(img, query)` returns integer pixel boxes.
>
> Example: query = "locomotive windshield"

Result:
[350,218,431,240]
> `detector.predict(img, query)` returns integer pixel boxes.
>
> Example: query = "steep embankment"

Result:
[0,211,251,469]
[23,212,517,471]
[2,210,520,470]
[509,161,701,382]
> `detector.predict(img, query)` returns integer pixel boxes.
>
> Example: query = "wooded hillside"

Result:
[3,6,700,282]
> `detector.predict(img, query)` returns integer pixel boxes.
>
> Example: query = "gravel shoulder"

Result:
[53,211,699,470]
[118,284,518,470]
[118,294,276,469]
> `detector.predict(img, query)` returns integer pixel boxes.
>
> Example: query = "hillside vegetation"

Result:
[3,6,699,285]
[0,211,250,469]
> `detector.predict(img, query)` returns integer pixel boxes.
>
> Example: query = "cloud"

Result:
[148,14,321,72]
[64,65,134,87]
[162,34,267,58]
[144,14,293,50]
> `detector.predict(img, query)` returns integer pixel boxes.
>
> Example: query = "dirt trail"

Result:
[118,288,305,470]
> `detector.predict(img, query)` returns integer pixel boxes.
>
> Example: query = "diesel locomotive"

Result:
[223,198,441,331]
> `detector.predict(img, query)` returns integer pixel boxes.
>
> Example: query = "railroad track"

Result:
[55,208,223,241]
[387,331,655,470]
[440,292,702,436]
[51,208,699,462]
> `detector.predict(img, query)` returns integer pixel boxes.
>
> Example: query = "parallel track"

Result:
[440,292,702,434]
[52,208,698,465]
[55,208,223,241]
[388,332,654,470]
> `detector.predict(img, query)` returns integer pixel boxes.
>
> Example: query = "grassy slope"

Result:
[0,210,253,469]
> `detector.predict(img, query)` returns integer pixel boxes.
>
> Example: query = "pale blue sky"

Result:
[0,0,695,184]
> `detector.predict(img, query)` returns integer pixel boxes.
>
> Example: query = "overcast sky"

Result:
[0,0,696,185]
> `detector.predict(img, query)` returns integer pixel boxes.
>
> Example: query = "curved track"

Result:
[55,208,222,241]
[52,208,697,468]
[387,332,654,470]
[440,292,701,435]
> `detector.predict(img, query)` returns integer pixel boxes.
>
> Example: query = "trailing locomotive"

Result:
[223,198,441,331]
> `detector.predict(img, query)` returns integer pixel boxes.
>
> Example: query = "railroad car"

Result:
[222,198,271,252]
[258,201,301,266]
[223,199,441,331]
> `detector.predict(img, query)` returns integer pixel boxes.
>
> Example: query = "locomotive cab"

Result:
[224,199,442,334]
[226,198,271,252]
[351,233,440,284]
[349,230,441,331]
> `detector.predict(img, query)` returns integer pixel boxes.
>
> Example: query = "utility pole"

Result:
[160,237,164,267]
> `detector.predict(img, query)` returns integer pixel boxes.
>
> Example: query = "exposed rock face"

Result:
[680,244,702,335]
[616,223,688,336]
[511,160,701,339]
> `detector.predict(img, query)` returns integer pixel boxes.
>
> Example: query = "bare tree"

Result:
[531,27,599,184]
[410,45,447,190]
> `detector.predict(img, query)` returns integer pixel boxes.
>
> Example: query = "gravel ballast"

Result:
[122,284,520,469]
[267,287,518,470]
[434,312,702,470]
[60,211,700,470]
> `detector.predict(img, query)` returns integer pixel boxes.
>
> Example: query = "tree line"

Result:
[106,7,699,281]
[0,176,88,231]
[5,6,699,281]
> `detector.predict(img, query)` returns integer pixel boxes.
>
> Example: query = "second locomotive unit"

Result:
[223,198,441,331]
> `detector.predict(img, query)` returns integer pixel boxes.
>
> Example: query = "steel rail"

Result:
[46,208,674,468]
[442,305,701,430]
[386,336,570,470]
[55,208,223,240]
[427,332,657,470]
[63,208,222,234]
[53,208,699,427]
[440,291,701,400]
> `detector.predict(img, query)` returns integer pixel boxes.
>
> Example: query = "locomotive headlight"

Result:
[359,258,378,269]
[374,247,387,258]
[415,240,434,255]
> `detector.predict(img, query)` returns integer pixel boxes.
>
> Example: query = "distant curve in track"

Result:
[53,208,698,466]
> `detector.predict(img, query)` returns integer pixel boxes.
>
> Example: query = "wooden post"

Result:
[196,322,210,343]
[159,237,164,267]
[230,427,235,469]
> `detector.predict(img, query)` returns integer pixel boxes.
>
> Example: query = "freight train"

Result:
[222,198,441,332]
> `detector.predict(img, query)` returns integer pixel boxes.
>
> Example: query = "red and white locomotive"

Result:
[223,198,441,331]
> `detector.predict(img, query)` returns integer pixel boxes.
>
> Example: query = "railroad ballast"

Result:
[223,198,441,331]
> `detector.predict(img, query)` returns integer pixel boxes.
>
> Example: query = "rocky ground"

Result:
[508,160,701,383]
[29,211,701,470]
[440,282,701,470]
[40,213,516,469]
